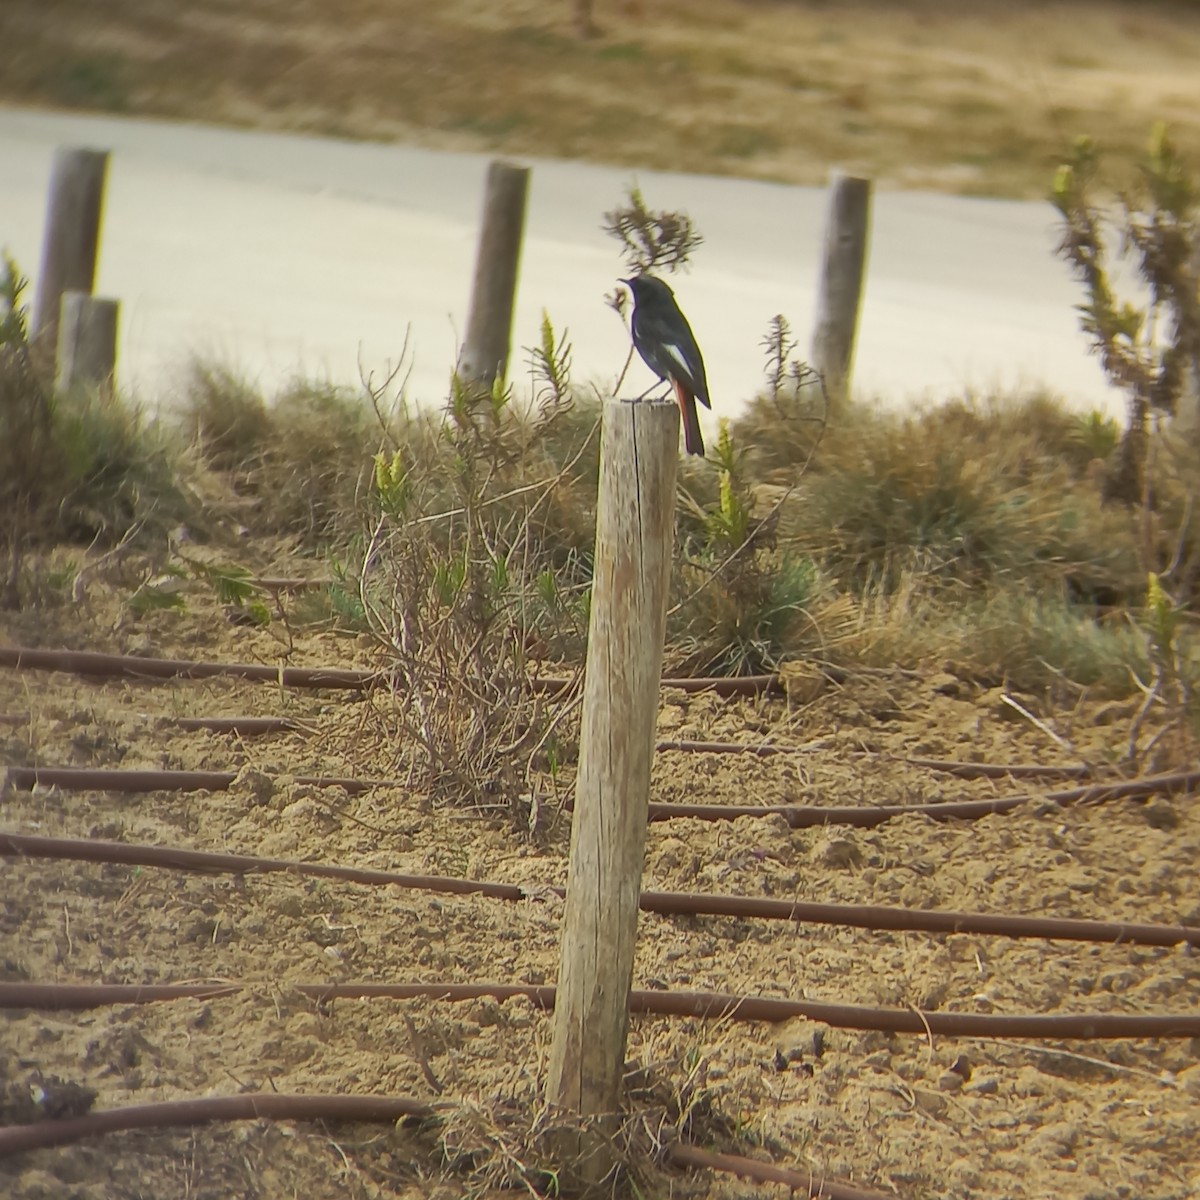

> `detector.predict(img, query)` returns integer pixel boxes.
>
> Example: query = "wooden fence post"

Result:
[547,398,678,1186]
[55,292,119,394]
[458,160,529,389]
[31,148,110,359]
[810,171,872,412]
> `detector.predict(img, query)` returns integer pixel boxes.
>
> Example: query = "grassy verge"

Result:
[10,341,1189,702]
[1,0,1198,197]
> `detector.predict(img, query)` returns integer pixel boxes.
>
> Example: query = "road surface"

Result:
[1,106,1117,424]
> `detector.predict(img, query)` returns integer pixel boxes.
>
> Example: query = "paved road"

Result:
[1,106,1116,423]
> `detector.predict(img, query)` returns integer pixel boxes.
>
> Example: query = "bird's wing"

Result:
[636,307,711,409]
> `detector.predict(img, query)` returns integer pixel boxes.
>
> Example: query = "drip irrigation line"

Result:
[0,1092,888,1200]
[9,765,1196,826]
[659,674,784,697]
[2,981,1197,1039]
[0,645,781,697]
[0,707,1116,779]
[645,768,1200,827]
[638,888,1200,948]
[0,646,377,690]
[5,831,1197,949]
[171,716,308,735]
[905,757,1093,780]
[0,832,523,900]
[0,706,1127,783]
[655,738,815,756]
[184,725,793,748]
[248,577,328,591]
[665,1144,892,1200]
[3,766,398,796]
[0,1093,434,1157]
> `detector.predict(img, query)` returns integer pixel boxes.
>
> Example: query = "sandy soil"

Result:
[2,0,1199,198]
[2,561,1200,1199]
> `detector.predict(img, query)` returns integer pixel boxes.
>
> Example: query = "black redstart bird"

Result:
[622,273,711,457]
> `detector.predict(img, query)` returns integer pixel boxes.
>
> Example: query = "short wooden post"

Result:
[55,292,119,393]
[31,148,110,357]
[810,171,872,412]
[547,398,678,1186]
[458,160,529,388]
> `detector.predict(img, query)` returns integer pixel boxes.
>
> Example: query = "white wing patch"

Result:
[664,342,691,378]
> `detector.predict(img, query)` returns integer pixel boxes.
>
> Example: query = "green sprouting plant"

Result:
[373,448,410,519]
[1146,571,1178,651]
[448,365,512,437]
[704,422,752,550]
[675,421,823,674]
[1,255,54,607]
[761,314,797,404]
[128,565,188,616]
[0,255,34,350]
[527,310,573,421]
[1071,409,1121,461]
[1053,124,1200,503]
[187,560,271,626]
[1126,570,1195,766]
[350,315,598,828]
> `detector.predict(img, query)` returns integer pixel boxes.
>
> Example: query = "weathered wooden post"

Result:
[810,171,872,413]
[31,148,110,358]
[458,160,529,388]
[547,398,678,1186]
[55,292,119,394]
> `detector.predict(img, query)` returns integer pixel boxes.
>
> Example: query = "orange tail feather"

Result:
[671,378,705,457]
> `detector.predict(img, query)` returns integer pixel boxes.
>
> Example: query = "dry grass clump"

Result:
[421,1006,746,1198]
[728,383,1200,701]
[183,363,388,545]
[1,258,196,608]
[842,583,1151,699]
[739,392,1139,602]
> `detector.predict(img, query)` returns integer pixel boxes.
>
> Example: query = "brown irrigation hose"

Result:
[0,1094,886,1200]
[0,646,377,689]
[0,1093,435,1157]
[5,831,1198,949]
[2,645,780,698]
[638,887,1200,948]
[10,764,1198,827]
[0,709,1110,771]
[2,981,1197,1039]
[248,577,329,591]
[0,832,523,901]
[905,757,1094,781]
[172,716,308,735]
[0,707,1121,773]
[646,768,1200,827]
[655,738,806,756]
[666,1144,892,1200]
[659,674,785,697]
[3,766,399,796]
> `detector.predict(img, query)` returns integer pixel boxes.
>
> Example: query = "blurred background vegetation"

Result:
[1,0,1198,198]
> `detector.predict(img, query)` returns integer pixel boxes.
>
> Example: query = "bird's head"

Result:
[620,273,674,304]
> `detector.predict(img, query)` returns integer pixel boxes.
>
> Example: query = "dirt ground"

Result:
[2,0,1199,197]
[1,553,1199,1200]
